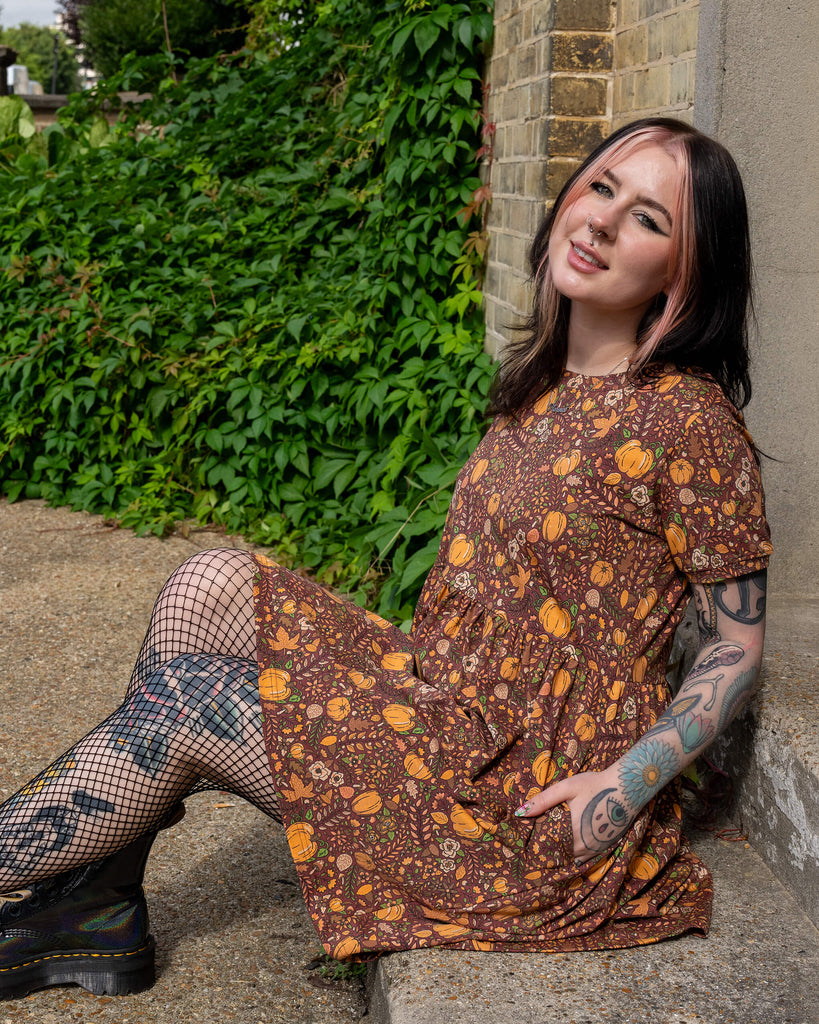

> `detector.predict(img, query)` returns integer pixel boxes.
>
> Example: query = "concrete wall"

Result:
[695,0,819,602]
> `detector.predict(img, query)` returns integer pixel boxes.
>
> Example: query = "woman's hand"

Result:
[516,572,767,866]
[515,766,634,864]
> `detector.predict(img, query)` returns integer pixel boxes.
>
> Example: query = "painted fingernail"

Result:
[514,804,528,817]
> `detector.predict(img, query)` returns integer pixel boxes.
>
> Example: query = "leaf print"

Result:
[280,772,317,803]
[252,369,769,958]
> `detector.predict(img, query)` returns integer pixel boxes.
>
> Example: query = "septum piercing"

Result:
[587,215,604,247]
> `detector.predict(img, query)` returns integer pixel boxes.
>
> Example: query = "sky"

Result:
[1,1,60,28]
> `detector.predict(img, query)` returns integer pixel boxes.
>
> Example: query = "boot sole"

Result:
[0,935,155,999]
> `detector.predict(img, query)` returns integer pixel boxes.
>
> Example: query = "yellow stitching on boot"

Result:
[0,941,153,973]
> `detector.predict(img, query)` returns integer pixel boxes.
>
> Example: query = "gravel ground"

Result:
[0,499,366,1023]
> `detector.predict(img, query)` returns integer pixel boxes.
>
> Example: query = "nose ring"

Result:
[587,215,604,246]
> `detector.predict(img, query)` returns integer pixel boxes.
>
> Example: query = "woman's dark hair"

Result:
[489,117,754,414]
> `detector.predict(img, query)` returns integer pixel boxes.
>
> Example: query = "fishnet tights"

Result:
[0,550,280,892]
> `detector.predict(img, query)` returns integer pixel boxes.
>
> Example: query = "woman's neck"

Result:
[564,306,640,376]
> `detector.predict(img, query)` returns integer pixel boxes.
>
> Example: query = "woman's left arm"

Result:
[518,569,767,864]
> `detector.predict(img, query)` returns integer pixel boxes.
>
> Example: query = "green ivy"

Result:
[0,0,495,623]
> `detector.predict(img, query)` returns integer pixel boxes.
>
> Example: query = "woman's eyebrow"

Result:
[602,168,673,225]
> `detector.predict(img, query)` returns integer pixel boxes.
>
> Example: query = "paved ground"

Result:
[0,499,365,1023]
[2,499,818,1024]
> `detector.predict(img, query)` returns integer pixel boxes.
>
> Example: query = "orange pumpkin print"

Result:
[375,904,405,921]
[500,656,520,681]
[258,667,291,702]
[532,751,557,786]
[253,368,770,961]
[614,439,655,478]
[669,458,694,484]
[327,696,351,720]
[383,704,416,732]
[352,791,383,815]
[404,753,432,780]
[628,852,660,881]
[590,560,614,586]
[664,521,687,557]
[448,534,475,566]
[450,804,483,839]
[538,598,572,638]
[552,450,582,476]
[381,651,413,671]
[635,588,658,621]
[333,937,361,960]
[543,510,568,541]
[286,822,318,863]
[552,668,572,696]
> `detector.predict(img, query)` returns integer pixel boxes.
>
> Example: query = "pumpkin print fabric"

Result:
[253,369,771,958]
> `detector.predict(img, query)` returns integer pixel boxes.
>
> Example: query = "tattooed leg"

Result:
[0,653,278,892]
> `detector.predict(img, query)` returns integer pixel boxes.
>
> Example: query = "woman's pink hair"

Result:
[538,124,696,368]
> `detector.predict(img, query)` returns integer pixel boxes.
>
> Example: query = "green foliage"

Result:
[0,23,81,93]
[0,0,495,621]
[80,0,247,79]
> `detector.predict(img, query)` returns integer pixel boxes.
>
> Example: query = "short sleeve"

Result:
[657,396,772,584]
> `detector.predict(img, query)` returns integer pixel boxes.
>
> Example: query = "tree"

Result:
[63,0,248,79]
[0,24,81,94]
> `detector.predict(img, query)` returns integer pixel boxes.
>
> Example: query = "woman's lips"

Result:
[567,240,609,272]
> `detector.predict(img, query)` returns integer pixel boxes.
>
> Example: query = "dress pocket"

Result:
[534,801,576,865]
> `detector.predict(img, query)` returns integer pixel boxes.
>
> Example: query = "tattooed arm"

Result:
[518,569,767,864]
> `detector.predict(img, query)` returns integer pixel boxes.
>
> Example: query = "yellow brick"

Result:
[664,5,699,55]
[554,0,615,32]
[551,75,608,117]
[552,32,614,73]
[548,117,608,157]
[615,25,647,67]
[633,64,671,110]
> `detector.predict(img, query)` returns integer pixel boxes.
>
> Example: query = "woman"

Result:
[0,117,771,998]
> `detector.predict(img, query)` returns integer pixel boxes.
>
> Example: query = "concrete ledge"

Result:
[712,600,819,927]
[367,831,819,1024]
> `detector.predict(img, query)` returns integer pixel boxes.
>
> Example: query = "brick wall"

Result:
[483,0,699,355]
[612,0,698,128]
[483,0,614,358]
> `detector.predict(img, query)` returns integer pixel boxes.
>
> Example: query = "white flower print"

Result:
[453,571,471,591]
[631,485,650,506]
[623,696,637,719]
[736,471,750,494]
[440,858,456,872]
[605,388,624,407]
[309,761,332,781]
[329,772,345,787]
[441,838,461,858]
[692,548,709,569]
[462,653,479,673]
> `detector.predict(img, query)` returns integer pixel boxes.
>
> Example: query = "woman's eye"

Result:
[590,180,613,198]
[635,211,662,233]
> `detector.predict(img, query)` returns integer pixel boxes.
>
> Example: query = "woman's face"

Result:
[547,143,681,321]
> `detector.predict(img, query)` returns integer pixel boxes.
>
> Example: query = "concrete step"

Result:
[712,599,819,928]
[367,601,819,1024]
[367,828,819,1024]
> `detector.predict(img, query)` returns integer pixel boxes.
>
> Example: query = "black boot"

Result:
[0,804,184,999]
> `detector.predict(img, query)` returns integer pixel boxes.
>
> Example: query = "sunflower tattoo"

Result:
[618,740,680,806]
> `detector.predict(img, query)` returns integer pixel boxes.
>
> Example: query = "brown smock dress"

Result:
[252,369,772,958]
